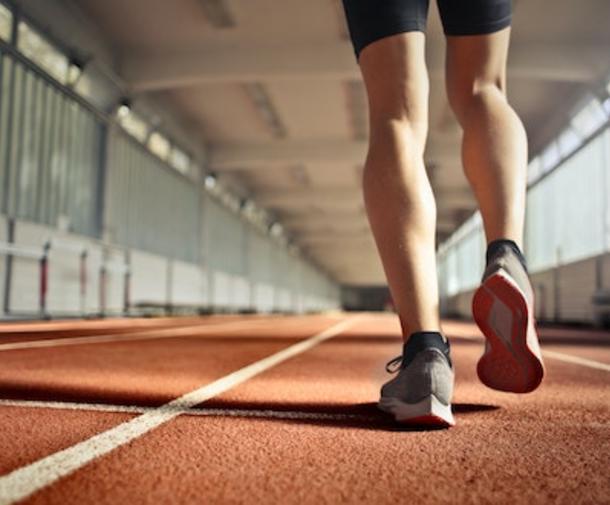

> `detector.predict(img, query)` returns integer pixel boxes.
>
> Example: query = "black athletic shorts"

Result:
[342,0,512,58]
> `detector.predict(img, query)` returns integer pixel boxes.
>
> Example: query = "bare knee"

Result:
[447,79,506,126]
[368,116,428,157]
[358,33,429,150]
[365,73,429,152]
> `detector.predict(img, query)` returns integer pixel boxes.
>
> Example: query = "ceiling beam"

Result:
[256,186,475,208]
[281,212,367,229]
[282,214,457,237]
[210,139,366,168]
[123,43,358,91]
[209,139,459,170]
[299,236,375,246]
[258,189,362,208]
[295,229,371,239]
[292,220,456,240]
[123,41,606,92]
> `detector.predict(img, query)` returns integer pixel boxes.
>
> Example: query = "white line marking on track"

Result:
[541,350,610,372]
[0,399,376,422]
[0,317,284,352]
[0,399,146,414]
[451,333,610,372]
[0,315,363,505]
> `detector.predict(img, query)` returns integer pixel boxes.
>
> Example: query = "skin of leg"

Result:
[445,28,528,248]
[359,32,441,339]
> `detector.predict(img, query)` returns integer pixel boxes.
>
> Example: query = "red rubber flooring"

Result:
[0,313,608,504]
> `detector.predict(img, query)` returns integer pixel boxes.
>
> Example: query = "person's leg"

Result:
[342,0,454,427]
[445,27,527,247]
[359,33,441,340]
[444,27,544,393]
[360,35,455,426]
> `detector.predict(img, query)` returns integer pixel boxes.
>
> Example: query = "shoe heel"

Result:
[379,395,455,427]
[473,272,544,393]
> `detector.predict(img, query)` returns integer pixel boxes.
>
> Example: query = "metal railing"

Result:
[0,241,46,316]
[0,237,130,318]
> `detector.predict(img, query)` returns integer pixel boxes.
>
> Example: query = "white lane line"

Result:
[0,315,362,505]
[451,333,610,372]
[0,399,146,415]
[542,350,610,372]
[0,399,375,422]
[0,317,281,352]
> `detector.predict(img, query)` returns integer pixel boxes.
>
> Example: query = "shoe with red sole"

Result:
[472,243,544,393]
[379,332,455,427]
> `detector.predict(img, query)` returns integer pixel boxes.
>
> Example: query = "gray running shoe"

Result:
[378,332,455,427]
[473,241,544,393]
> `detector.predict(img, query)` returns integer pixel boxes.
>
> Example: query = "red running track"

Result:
[0,313,608,504]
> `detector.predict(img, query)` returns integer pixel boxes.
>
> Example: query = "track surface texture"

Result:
[0,313,608,504]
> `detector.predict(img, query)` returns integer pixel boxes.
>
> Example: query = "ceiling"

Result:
[53,0,610,284]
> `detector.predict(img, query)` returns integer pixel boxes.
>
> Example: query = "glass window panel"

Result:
[7,62,24,216]
[0,2,12,41]
[18,71,43,220]
[45,87,63,226]
[603,97,610,118]
[524,179,557,271]
[557,126,582,158]
[540,142,561,172]
[445,249,458,296]
[17,22,68,84]
[68,106,86,233]
[553,133,605,263]
[106,131,199,261]
[75,106,91,233]
[525,128,607,272]
[570,97,607,139]
[88,120,103,235]
[0,56,13,213]
[527,157,542,185]
[37,82,54,224]
[50,93,68,225]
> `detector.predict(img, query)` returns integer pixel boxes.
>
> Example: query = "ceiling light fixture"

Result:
[204,172,217,189]
[67,57,86,87]
[116,97,132,119]
[243,83,287,138]
[269,222,283,237]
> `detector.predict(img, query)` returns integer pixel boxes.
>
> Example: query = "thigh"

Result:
[445,28,511,118]
[437,0,512,36]
[358,32,429,143]
[342,0,430,60]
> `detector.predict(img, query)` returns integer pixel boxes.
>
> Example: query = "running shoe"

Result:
[472,242,544,393]
[378,332,455,427]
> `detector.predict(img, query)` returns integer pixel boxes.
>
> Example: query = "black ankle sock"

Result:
[403,331,451,367]
[486,239,528,272]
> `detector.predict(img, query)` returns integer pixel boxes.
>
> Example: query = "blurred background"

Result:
[0,0,609,323]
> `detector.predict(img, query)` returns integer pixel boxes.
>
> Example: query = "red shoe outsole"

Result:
[472,272,544,394]
[396,415,454,428]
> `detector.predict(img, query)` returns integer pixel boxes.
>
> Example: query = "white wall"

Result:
[130,250,168,307]
[443,252,609,324]
[9,221,102,315]
[1,217,342,318]
[438,126,610,325]
[0,215,7,312]
[170,261,205,307]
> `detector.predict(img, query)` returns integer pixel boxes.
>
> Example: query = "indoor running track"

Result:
[0,313,608,504]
